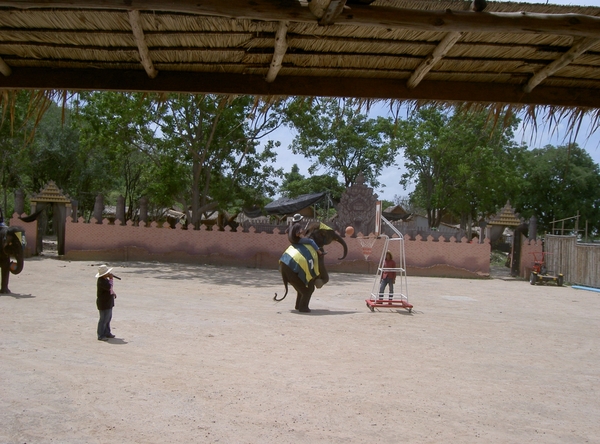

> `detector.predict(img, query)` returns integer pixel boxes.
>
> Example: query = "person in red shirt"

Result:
[379,251,396,302]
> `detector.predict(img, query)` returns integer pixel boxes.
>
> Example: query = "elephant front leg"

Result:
[0,259,10,294]
[295,291,302,310]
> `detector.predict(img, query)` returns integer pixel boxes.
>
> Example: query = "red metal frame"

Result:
[365,298,413,312]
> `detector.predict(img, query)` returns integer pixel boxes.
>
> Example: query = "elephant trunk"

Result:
[332,230,348,260]
[7,227,25,275]
[10,253,24,275]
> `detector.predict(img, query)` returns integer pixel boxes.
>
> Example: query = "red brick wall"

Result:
[56,218,491,278]
[519,236,543,278]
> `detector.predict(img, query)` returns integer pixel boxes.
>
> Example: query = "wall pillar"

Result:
[139,197,148,226]
[93,194,104,223]
[14,189,24,216]
[116,195,126,225]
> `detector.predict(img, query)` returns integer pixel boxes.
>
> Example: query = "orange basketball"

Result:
[9,261,17,272]
[345,226,354,236]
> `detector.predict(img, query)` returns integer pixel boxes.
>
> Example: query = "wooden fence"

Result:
[545,235,600,288]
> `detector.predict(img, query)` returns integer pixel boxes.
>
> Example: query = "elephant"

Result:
[0,225,27,294]
[275,221,348,313]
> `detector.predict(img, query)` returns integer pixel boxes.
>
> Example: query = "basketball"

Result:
[345,226,354,236]
[9,261,17,272]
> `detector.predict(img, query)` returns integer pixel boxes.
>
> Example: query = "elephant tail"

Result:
[273,283,288,302]
[274,265,289,302]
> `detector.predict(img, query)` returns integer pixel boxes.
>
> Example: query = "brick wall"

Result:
[15,216,492,278]
[519,236,543,278]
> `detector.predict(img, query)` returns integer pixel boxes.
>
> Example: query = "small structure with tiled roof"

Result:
[487,201,523,227]
[30,181,72,206]
[29,181,72,256]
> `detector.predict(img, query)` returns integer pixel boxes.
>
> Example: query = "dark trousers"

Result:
[97,308,113,339]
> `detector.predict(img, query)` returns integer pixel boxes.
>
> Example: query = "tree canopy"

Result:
[397,106,525,229]
[514,143,600,234]
[2,90,599,240]
[73,92,286,226]
[283,98,398,189]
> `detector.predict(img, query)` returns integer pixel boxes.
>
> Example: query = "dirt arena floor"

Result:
[1,257,598,443]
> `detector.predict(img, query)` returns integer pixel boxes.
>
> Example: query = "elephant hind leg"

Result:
[297,284,315,313]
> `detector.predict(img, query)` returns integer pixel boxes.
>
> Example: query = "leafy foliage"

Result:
[284,98,398,189]
[280,164,345,200]
[73,93,286,225]
[397,106,525,228]
[514,143,600,234]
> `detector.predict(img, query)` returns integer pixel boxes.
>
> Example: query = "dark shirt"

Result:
[96,277,114,310]
[287,222,303,244]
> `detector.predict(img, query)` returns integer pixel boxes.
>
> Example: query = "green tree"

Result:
[73,92,157,220]
[515,143,600,234]
[398,106,524,229]
[146,94,284,226]
[0,92,36,214]
[284,98,397,189]
[74,92,285,226]
[26,104,83,191]
[280,164,345,200]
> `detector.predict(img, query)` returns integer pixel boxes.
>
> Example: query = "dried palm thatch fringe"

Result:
[1,90,599,149]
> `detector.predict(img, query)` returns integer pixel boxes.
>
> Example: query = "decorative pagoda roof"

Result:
[30,181,72,205]
[488,201,522,226]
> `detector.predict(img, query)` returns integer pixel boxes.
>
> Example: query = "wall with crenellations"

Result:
[54,217,491,278]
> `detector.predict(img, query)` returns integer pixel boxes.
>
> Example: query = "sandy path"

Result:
[1,257,598,443]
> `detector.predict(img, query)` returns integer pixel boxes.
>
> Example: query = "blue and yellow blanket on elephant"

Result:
[280,244,320,287]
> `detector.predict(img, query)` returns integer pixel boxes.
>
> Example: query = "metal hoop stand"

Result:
[365,215,413,313]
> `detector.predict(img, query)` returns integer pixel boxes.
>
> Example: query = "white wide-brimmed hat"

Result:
[95,264,113,278]
[292,214,303,223]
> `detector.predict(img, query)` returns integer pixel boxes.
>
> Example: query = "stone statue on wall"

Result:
[335,173,378,236]
[93,194,104,224]
[14,189,24,216]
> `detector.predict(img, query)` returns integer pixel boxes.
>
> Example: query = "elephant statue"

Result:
[275,221,348,313]
[0,225,27,294]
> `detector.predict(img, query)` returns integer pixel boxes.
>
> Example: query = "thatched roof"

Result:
[0,0,600,115]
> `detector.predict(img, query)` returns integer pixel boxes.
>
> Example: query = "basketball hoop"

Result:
[358,236,376,260]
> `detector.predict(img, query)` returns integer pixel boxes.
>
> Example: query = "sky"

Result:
[268,0,600,202]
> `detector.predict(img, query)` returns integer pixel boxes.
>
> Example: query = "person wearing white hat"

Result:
[95,264,117,341]
[287,214,324,255]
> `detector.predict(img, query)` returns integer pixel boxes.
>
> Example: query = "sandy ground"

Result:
[1,257,599,444]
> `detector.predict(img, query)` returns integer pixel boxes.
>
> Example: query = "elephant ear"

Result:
[303,221,321,236]
[319,222,333,231]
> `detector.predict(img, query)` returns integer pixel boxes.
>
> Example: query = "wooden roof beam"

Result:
[309,0,348,26]
[407,32,462,90]
[524,37,600,93]
[2,1,600,40]
[127,10,158,79]
[406,1,485,90]
[3,68,600,109]
[265,21,289,83]
[0,57,11,76]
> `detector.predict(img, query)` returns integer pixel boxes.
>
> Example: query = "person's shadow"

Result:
[105,338,128,344]
[0,292,36,299]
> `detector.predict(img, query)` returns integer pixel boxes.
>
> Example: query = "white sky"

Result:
[269,0,600,202]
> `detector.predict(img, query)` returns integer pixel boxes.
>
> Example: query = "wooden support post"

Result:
[407,31,462,89]
[309,0,347,25]
[0,57,11,76]
[524,37,599,93]
[265,21,289,83]
[128,9,158,79]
